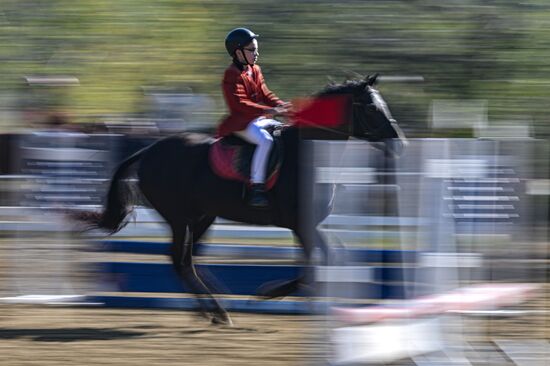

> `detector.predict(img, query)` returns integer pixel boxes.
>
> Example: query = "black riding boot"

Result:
[248,183,269,208]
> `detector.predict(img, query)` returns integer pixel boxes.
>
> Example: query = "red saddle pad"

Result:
[209,137,281,190]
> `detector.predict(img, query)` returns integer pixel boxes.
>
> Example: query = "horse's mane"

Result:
[316,79,366,97]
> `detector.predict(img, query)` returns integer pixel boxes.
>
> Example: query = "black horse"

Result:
[76,74,406,325]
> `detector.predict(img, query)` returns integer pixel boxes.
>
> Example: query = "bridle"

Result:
[352,97,383,141]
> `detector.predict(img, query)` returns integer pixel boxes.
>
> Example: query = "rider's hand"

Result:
[270,102,295,117]
[266,105,290,117]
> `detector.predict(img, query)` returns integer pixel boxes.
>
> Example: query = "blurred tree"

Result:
[0,0,549,136]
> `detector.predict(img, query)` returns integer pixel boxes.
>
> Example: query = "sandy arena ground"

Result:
[0,286,548,366]
[0,307,328,366]
[0,237,548,365]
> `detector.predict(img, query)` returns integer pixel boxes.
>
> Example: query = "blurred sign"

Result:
[24,76,79,87]
[316,167,376,184]
[475,122,532,139]
[424,158,487,178]
[431,99,487,129]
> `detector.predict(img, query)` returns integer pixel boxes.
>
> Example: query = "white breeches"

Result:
[234,117,281,184]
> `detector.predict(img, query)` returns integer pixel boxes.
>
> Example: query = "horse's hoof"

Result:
[195,310,212,322]
[211,313,233,327]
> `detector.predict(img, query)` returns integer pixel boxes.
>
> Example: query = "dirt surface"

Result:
[0,237,329,366]
[0,307,328,366]
[0,288,548,366]
[0,236,548,365]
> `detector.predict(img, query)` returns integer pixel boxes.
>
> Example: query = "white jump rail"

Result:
[330,283,540,365]
[0,206,424,240]
[332,283,539,324]
[0,206,424,226]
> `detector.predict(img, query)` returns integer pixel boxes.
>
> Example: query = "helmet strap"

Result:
[234,47,252,66]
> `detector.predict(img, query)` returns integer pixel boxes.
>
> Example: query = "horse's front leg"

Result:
[255,225,328,299]
[170,223,232,326]
[293,225,339,293]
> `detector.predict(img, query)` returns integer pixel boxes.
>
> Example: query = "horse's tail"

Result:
[72,146,146,234]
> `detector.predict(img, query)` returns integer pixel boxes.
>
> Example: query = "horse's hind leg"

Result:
[170,221,232,326]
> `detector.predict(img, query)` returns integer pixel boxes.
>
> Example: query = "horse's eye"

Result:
[366,104,378,112]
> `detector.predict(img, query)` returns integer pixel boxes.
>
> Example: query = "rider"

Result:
[218,27,290,208]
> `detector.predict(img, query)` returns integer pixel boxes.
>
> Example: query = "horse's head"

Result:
[319,73,408,157]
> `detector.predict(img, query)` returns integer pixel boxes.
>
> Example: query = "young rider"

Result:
[217,27,290,208]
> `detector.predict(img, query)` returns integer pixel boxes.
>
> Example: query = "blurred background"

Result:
[0,1,549,365]
[0,0,549,137]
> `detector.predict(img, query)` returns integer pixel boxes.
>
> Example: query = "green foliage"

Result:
[0,0,549,136]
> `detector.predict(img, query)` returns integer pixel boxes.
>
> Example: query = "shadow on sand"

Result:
[0,328,146,342]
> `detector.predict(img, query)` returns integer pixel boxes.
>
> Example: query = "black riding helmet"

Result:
[225,27,259,57]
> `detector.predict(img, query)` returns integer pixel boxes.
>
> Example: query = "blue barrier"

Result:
[90,296,317,314]
[97,261,417,299]
[97,240,419,263]
[91,240,421,313]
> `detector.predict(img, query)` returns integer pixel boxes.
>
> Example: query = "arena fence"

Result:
[0,135,548,364]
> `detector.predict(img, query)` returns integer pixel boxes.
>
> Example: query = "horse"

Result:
[74,74,406,325]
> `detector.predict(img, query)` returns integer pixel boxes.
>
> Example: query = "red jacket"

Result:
[217,63,284,137]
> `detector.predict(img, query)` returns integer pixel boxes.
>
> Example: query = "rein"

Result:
[291,119,351,138]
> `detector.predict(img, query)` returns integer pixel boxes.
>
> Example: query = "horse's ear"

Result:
[365,73,380,87]
[341,69,364,83]
[348,70,365,79]
[327,76,336,85]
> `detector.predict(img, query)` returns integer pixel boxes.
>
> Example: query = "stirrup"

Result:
[248,184,269,208]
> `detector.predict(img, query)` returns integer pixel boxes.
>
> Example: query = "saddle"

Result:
[209,133,283,190]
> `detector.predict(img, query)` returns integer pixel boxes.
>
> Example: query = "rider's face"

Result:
[237,39,259,65]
